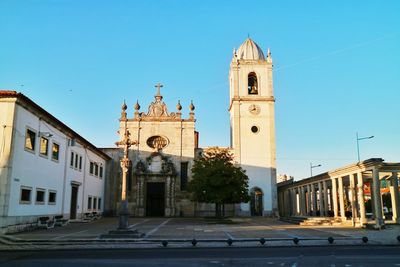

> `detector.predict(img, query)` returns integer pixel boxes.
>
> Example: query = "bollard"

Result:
[162,240,168,247]
[191,239,197,246]
[259,238,266,245]
[293,237,299,245]
[328,237,334,244]
[227,238,233,246]
[362,236,368,243]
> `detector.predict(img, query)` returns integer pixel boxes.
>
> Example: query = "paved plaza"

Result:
[1,217,399,250]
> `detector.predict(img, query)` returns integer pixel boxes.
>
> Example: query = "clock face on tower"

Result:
[248,104,261,115]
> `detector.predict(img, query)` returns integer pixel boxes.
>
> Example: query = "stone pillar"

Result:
[311,184,317,216]
[296,187,301,215]
[357,172,366,225]
[372,167,384,228]
[307,184,312,215]
[291,188,297,216]
[338,176,346,221]
[278,190,289,216]
[331,177,339,218]
[323,180,329,216]
[300,186,306,216]
[318,182,324,216]
[349,173,358,226]
[171,177,176,216]
[390,172,400,224]
[288,189,293,216]
[288,190,292,216]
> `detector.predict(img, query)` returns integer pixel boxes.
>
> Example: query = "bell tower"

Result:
[229,38,277,216]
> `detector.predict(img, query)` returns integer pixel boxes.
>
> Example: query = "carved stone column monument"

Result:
[101,103,143,238]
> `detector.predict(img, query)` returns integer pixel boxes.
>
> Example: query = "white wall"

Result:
[5,103,106,221]
[8,105,66,216]
[63,142,106,218]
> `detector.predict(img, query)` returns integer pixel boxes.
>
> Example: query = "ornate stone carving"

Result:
[135,152,176,176]
[146,135,169,150]
[135,160,146,174]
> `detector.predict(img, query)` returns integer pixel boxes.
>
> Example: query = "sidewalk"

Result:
[1,217,399,250]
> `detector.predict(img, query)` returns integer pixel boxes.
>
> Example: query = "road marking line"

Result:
[224,231,234,239]
[143,218,171,238]
[129,219,149,229]
[51,230,88,240]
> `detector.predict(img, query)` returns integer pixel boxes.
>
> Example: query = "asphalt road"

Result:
[10,217,372,240]
[1,246,400,266]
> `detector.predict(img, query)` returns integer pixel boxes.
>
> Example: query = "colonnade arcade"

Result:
[277,158,400,229]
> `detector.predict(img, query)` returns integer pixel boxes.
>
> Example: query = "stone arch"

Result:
[250,187,264,216]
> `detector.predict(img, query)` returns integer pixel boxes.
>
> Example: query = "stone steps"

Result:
[280,216,342,226]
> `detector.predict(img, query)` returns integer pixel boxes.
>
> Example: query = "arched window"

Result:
[250,187,264,216]
[248,72,258,95]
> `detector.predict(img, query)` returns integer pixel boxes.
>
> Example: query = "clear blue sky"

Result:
[1,1,399,179]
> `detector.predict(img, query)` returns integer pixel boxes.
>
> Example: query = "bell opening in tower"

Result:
[248,72,258,95]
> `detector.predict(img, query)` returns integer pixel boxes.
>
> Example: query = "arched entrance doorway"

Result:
[250,187,264,216]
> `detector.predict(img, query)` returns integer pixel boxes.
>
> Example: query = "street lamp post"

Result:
[356,132,374,162]
[310,163,322,177]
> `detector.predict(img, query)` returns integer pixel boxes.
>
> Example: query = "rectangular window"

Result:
[52,143,60,161]
[99,166,103,178]
[180,162,189,191]
[39,137,49,156]
[88,196,92,210]
[75,154,78,168]
[35,188,45,204]
[48,191,56,204]
[79,156,82,171]
[70,152,74,167]
[93,197,97,210]
[20,187,32,204]
[94,164,99,176]
[98,198,101,210]
[25,128,36,151]
[90,162,94,174]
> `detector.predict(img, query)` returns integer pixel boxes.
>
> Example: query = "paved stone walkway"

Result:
[1,217,399,250]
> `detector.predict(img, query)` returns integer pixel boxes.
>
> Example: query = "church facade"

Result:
[103,38,278,217]
[102,84,198,217]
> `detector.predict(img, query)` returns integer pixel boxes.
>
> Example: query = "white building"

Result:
[0,90,110,233]
[229,38,278,216]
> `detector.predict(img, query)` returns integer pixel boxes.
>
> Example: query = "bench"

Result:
[82,212,94,222]
[37,216,55,229]
[54,215,69,226]
[92,211,102,220]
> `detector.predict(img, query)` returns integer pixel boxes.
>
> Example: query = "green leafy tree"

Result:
[188,147,250,217]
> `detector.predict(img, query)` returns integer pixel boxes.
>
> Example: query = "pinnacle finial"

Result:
[267,48,272,63]
[189,100,195,111]
[176,100,182,111]
[120,100,127,120]
[134,100,140,111]
[122,100,127,111]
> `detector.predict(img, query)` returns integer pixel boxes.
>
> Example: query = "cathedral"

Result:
[103,38,278,217]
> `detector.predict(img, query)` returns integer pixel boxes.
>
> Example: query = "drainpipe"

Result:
[81,147,88,219]
[61,137,69,217]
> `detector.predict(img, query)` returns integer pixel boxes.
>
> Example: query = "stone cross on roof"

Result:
[155,83,163,96]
